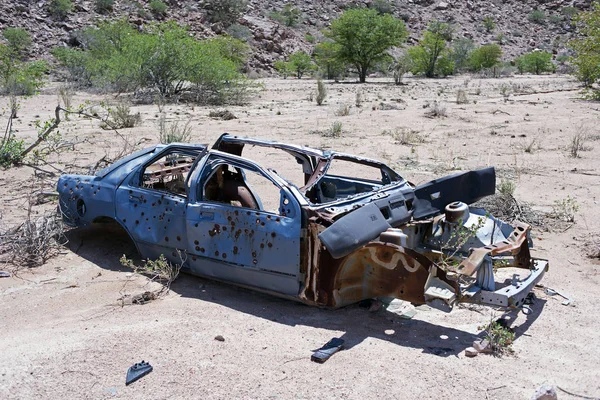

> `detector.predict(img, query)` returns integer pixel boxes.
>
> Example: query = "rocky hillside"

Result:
[0,0,593,74]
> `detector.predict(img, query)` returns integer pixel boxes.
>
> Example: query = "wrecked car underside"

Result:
[57,134,548,311]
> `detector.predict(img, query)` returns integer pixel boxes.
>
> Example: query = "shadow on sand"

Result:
[66,223,546,358]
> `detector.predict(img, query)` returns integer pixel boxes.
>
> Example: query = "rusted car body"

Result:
[57,134,548,310]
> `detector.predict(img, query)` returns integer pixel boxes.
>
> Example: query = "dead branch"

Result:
[20,106,61,159]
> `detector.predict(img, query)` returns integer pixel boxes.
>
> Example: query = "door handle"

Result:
[199,211,214,221]
[129,195,142,203]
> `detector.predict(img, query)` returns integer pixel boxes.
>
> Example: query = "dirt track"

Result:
[1,75,599,399]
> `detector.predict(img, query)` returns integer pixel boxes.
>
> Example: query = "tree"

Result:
[0,44,47,95]
[469,44,502,71]
[515,51,555,75]
[452,37,475,71]
[288,51,314,79]
[407,22,454,78]
[314,41,346,81]
[326,8,407,83]
[571,1,600,94]
[274,60,293,78]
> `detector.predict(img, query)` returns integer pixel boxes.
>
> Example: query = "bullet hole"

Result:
[233,246,238,255]
[267,242,273,248]
[195,246,200,251]
[222,253,227,259]
[252,251,257,258]
[176,236,181,241]
[271,232,276,238]
[260,243,264,249]
[194,240,199,245]
[215,251,219,256]
[253,259,258,265]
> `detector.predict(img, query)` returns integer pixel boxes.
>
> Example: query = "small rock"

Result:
[473,339,493,353]
[530,385,557,400]
[214,335,225,342]
[435,2,449,10]
[465,347,478,357]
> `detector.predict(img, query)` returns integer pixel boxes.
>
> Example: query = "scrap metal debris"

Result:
[311,338,344,363]
[125,361,153,386]
[544,287,574,306]
[0,271,10,278]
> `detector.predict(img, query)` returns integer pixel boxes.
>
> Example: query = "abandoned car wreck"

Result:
[57,134,548,311]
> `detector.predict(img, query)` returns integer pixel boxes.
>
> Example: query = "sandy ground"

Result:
[1,75,599,399]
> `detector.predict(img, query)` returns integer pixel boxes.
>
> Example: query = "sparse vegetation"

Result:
[2,28,31,59]
[313,41,346,81]
[334,104,350,116]
[456,89,468,104]
[424,101,447,118]
[288,52,314,79]
[384,127,424,146]
[100,103,142,130]
[149,1,168,19]
[94,0,115,14]
[325,8,407,83]
[479,319,515,356]
[205,0,247,27]
[498,179,516,196]
[316,79,327,105]
[370,0,395,15]
[355,90,363,107]
[0,200,67,267]
[325,121,343,138]
[528,10,546,24]
[569,131,589,158]
[269,5,302,27]
[158,116,193,144]
[49,0,73,20]
[0,44,47,95]
[482,16,496,33]
[120,252,184,296]
[226,24,252,41]
[57,84,74,109]
[551,196,579,222]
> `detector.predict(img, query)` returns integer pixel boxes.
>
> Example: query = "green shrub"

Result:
[52,20,250,104]
[305,34,315,43]
[482,16,496,32]
[0,45,47,95]
[95,0,115,14]
[515,51,555,74]
[274,60,292,78]
[205,0,247,27]
[226,23,252,40]
[269,5,301,27]
[370,0,394,15]
[528,10,546,24]
[149,1,168,19]
[49,0,73,20]
[469,44,502,71]
[549,14,563,24]
[561,6,579,19]
[0,135,25,168]
[2,28,31,59]
[316,79,327,105]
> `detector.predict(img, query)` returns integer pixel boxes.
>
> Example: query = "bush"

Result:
[95,0,115,14]
[226,23,252,40]
[515,51,555,74]
[316,79,327,105]
[274,60,293,78]
[482,16,496,32]
[52,20,250,104]
[305,34,315,43]
[370,0,395,15]
[0,45,47,95]
[408,22,454,78]
[49,0,73,20]
[158,116,192,144]
[101,103,142,129]
[528,10,546,24]
[150,1,168,19]
[205,0,247,27]
[469,44,502,71]
[2,28,31,59]
[269,5,301,27]
[0,135,25,168]
[326,8,407,83]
